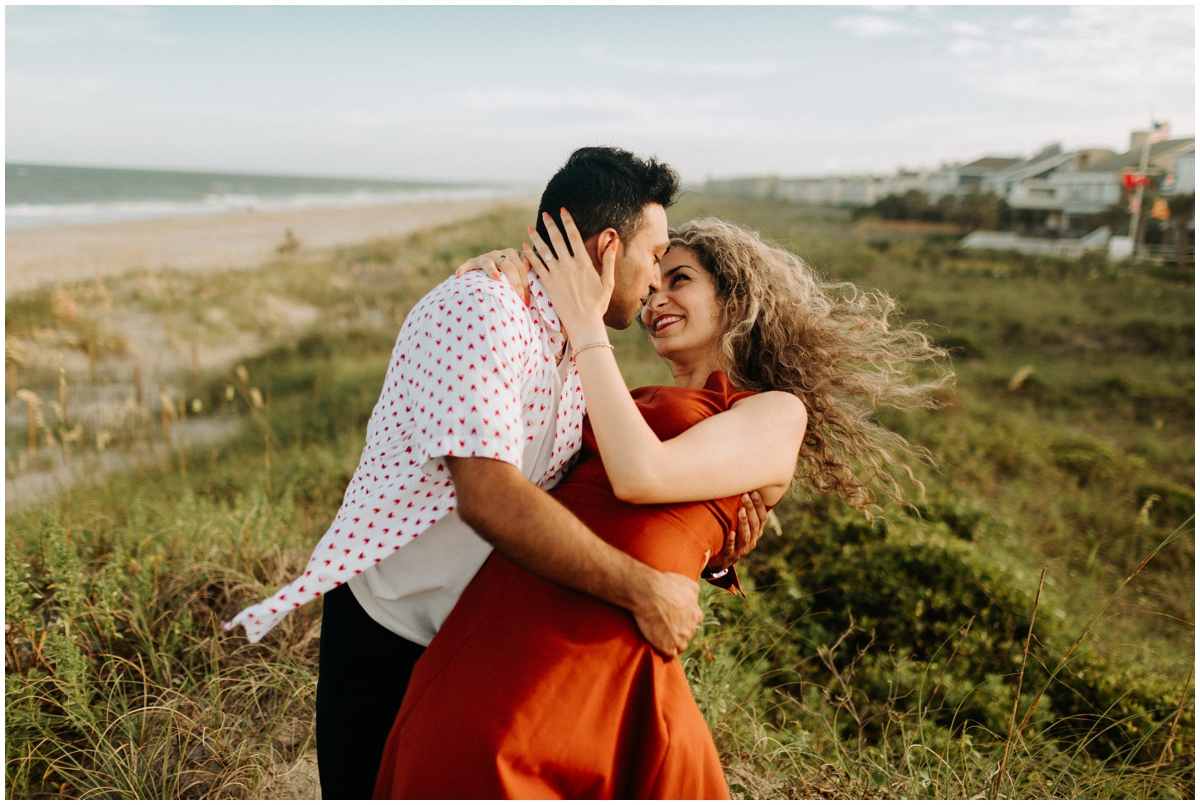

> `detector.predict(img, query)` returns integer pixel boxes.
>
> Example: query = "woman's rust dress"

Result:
[373,371,754,799]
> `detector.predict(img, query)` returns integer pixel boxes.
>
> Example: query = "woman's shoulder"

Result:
[632,373,804,420]
[730,387,807,430]
[702,370,795,409]
[708,371,807,429]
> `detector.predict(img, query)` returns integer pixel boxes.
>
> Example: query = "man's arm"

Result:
[448,455,703,658]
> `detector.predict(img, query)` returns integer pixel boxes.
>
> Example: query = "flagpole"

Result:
[1130,117,1155,260]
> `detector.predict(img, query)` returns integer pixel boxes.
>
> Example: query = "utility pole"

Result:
[1129,121,1154,260]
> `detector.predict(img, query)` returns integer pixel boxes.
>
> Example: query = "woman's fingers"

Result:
[523,243,549,283]
[454,249,532,294]
[735,504,752,558]
[455,253,502,280]
[527,226,555,265]
[541,211,572,260]
[600,237,617,294]
[560,208,590,260]
[706,528,735,572]
[747,492,768,551]
[494,248,530,301]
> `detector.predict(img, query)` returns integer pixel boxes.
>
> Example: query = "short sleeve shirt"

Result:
[225,272,587,643]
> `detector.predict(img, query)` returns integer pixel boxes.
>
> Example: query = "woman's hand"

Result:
[454,248,531,303]
[708,491,769,573]
[526,209,616,344]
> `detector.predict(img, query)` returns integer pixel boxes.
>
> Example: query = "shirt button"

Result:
[318,572,330,583]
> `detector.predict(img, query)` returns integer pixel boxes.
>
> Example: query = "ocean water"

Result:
[5,164,527,229]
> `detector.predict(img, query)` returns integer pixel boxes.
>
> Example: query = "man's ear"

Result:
[587,228,621,270]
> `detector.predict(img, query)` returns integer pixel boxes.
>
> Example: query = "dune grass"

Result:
[5,201,1194,797]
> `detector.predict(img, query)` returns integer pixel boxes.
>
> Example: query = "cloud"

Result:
[944,5,1193,112]
[947,21,987,38]
[1008,14,1042,32]
[427,84,776,147]
[6,6,176,45]
[450,87,665,117]
[833,15,920,39]
[579,46,784,78]
[948,38,992,57]
[6,71,107,105]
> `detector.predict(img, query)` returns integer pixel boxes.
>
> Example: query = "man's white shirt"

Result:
[225,272,587,643]
[348,351,570,645]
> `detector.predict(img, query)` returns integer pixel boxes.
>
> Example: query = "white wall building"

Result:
[1161,144,1195,196]
[703,132,1194,234]
[1015,134,1193,233]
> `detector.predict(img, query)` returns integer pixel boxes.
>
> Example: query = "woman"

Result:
[373,213,950,798]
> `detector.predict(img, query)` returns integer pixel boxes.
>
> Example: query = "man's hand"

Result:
[449,456,704,659]
[631,569,703,658]
[707,491,769,573]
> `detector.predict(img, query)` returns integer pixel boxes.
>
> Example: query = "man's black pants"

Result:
[315,584,425,799]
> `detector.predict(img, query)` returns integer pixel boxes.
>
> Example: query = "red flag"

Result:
[1123,172,1150,189]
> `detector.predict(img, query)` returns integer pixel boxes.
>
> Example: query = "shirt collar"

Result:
[527,274,565,355]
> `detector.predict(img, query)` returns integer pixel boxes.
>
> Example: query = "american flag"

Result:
[1148,120,1171,144]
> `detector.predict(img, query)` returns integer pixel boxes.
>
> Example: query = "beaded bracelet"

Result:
[571,341,614,360]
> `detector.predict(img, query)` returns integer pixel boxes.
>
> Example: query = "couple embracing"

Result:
[225,147,948,798]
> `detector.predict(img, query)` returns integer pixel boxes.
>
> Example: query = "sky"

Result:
[5,3,1195,184]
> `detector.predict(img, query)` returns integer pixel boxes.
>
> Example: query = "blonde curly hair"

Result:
[666,218,953,511]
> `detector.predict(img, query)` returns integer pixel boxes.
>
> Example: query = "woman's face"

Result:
[640,247,723,363]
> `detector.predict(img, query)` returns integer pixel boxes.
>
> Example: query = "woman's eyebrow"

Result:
[662,264,694,280]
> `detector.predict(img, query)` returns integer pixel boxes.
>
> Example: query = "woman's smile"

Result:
[640,247,728,388]
[652,314,684,333]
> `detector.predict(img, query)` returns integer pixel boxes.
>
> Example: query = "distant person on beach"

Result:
[223,147,770,798]
[372,213,952,797]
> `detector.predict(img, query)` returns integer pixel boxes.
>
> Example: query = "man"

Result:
[224,147,765,797]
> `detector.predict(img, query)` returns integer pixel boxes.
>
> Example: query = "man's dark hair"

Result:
[536,146,679,255]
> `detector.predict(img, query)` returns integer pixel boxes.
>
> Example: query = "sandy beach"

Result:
[5,197,537,298]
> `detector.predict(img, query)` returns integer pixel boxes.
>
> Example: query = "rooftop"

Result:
[960,156,1023,173]
[1085,138,1196,174]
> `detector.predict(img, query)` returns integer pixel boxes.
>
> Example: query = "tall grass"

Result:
[6,201,1194,797]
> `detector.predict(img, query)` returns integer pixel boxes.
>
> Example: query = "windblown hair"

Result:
[668,218,953,511]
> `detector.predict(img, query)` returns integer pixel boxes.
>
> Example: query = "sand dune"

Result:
[5,197,537,297]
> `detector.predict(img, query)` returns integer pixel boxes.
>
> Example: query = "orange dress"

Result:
[373,371,754,799]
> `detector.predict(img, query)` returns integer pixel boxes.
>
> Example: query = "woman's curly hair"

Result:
[667,218,953,511]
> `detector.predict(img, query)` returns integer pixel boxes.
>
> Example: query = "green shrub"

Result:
[1048,436,1147,488]
[741,496,1191,763]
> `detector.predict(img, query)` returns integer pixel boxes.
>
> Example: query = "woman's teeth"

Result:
[655,315,682,332]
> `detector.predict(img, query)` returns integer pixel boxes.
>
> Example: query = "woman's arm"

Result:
[575,345,805,506]
[529,212,807,507]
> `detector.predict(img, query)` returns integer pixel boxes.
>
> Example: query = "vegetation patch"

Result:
[6,200,1194,798]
